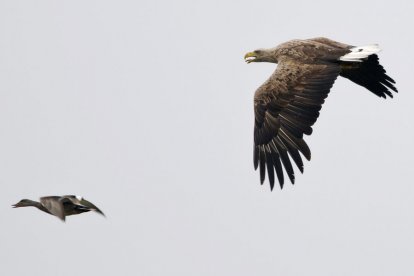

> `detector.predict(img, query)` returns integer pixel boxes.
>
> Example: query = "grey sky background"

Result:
[0,0,413,275]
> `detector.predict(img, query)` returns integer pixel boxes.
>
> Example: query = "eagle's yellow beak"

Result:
[244,52,257,63]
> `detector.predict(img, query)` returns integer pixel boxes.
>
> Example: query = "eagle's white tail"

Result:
[339,44,381,62]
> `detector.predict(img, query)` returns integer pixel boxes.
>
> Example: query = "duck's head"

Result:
[12,199,36,208]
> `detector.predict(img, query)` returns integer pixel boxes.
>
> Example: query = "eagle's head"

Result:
[244,48,278,64]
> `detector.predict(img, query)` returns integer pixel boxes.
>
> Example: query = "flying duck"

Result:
[12,195,105,221]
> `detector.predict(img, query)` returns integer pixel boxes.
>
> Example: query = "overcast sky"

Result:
[1,0,413,275]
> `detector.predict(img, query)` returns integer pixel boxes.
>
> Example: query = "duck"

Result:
[12,195,105,222]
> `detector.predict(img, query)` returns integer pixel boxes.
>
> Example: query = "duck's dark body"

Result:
[12,195,105,222]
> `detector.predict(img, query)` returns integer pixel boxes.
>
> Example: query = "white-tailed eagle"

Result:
[245,37,397,190]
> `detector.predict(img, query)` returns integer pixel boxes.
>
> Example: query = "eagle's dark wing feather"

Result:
[340,54,398,98]
[254,61,340,190]
[307,37,351,50]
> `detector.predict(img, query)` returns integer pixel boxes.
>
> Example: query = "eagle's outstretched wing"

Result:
[254,61,340,190]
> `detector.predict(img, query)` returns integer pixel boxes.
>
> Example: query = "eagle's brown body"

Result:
[245,37,397,190]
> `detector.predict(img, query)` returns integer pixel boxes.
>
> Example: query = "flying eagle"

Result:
[244,37,397,190]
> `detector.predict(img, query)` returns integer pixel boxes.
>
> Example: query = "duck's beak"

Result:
[12,203,18,208]
[244,52,257,63]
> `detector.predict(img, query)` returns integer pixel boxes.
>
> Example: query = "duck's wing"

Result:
[63,195,105,217]
[82,199,105,216]
[253,60,340,190]
[39,196,66,221]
